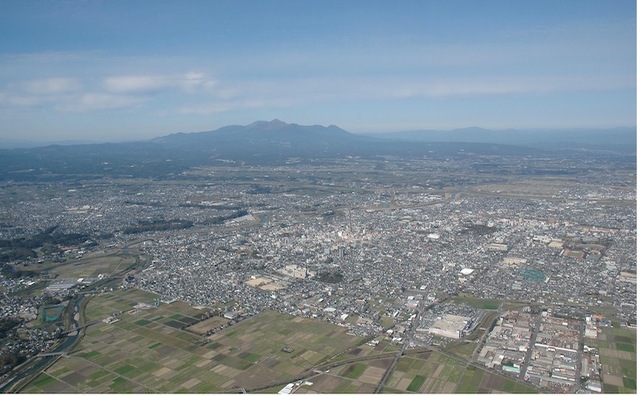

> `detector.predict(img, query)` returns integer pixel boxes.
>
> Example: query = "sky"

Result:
[0,0,636,142]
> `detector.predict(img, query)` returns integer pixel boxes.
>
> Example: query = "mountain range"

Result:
[0,120,635,181]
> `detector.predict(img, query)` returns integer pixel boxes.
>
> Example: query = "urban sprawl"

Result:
[0,156,636,393]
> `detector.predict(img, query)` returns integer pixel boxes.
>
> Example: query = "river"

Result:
[0,295,83,393]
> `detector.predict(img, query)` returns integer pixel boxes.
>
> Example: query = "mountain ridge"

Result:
[1,121,634,150]
[0,120,634,181]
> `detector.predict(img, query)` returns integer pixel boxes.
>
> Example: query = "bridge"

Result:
[60,321,98,336]
[36,352,67,358]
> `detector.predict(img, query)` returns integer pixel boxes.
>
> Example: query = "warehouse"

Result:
[428,314,471,339]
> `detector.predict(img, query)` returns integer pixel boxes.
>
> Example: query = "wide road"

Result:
[519,312,542,381]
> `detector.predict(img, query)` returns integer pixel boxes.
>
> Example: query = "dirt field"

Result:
[185,316,229,335]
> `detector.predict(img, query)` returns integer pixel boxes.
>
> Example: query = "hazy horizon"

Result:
[0,120,635,150]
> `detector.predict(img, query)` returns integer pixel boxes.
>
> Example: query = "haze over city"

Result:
[0,0,636,143]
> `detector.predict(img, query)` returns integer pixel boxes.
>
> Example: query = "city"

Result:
[0,0,635,393]
[0,150,635,393]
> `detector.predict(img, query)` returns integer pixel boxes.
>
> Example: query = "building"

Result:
[488,243,508,252]
[45,280,77,293]
[428,314,472,339]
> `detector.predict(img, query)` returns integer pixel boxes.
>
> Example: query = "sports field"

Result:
[21,289,366,393]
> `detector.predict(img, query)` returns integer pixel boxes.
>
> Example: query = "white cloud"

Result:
[180,72,217,93]
[22,77,82,95]
[103,75,170,94]
[103,72,217,94]
[55,93,145,112]
[179,99,273,115]
[0,71,222,114]
[0,92,44,106]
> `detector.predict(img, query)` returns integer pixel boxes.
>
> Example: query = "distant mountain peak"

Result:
[247,119,293,130]
[268,119,288,126]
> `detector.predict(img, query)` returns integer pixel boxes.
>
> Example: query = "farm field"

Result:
[296,349,539,394]
[591,326,637,394]
[20,289,366,393]
[18,287,632,394]
[382,352,538,394]
[294,340,402,394]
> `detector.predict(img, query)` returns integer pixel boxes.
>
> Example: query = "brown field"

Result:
[21,290,366,394]
[185,316,229,335]
[245,277,273,287]
[360,366,386,383]
[259,283,286,291]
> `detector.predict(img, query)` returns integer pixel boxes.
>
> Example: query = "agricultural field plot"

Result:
[82,288,163,322]
[456,366,538,394]
[205,310,367,390]
[384,352,465,393]
[298,357,391,394]
[382,352,538,394]
[185,315,230,335]
[22,291,366,393]
[294,340,403,393]
[592,326,637,394]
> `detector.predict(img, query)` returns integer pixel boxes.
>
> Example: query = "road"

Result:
[519,312,542,381]
[373,295,447,393]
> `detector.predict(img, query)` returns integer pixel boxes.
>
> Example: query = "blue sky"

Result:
[0,0,636,142]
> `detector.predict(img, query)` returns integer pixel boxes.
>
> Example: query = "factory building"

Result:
[428,314,472,339]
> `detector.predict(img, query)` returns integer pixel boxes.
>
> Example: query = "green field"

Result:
[450,296,501,310]
[342,363,367,379]
[616,342,635,353]
[406,375,426,392]
[21,289,366,393]
[596,326,637,393]
[383,352,538,394]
